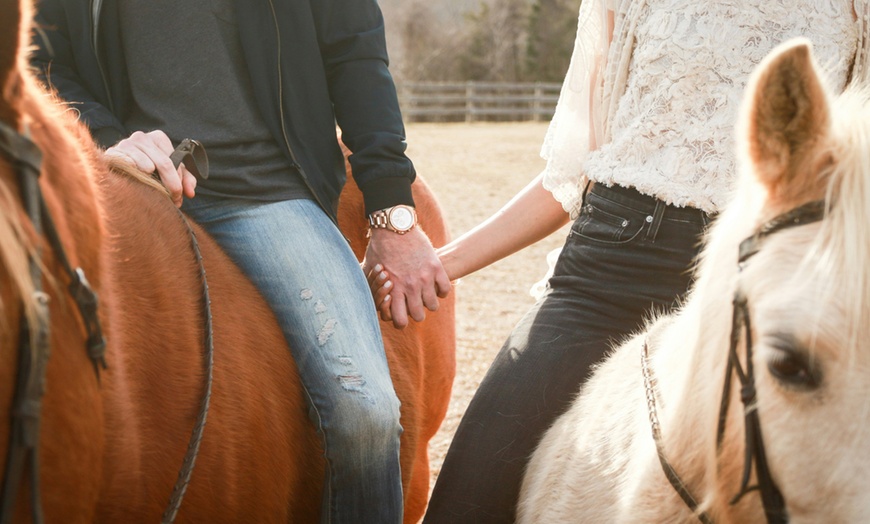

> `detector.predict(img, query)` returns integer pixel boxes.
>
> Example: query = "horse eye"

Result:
[766,346,820,390]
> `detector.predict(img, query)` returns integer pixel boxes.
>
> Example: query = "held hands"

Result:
[363,227,451,329]
[103,130,197,207]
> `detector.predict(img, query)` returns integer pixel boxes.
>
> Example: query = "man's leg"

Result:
[184,196,402,524]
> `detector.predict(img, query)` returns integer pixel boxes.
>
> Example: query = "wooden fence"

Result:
[396,81,562,123]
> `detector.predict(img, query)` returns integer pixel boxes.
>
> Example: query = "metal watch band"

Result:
[368,210,391,230]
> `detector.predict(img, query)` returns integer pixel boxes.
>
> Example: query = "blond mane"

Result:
[813,86,870,355]
[106,158,172,198]
[0,177,37,329]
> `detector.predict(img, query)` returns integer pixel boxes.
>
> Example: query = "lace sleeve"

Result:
[540,0,610,219]
[853,0,870,85]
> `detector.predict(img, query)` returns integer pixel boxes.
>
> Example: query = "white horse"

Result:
[518,39,870,524]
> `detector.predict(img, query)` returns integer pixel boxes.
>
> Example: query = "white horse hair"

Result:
[518,39,870,524]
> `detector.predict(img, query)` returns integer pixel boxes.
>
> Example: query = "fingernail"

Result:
[384,281,392,289]
[374,264,383,272]
[379,271,387,280]
[383,294,391,301]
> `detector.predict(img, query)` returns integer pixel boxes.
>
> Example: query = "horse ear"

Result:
[741,38,831,204]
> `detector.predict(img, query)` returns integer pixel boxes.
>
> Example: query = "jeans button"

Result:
[621,220,629,227]
[645,215,653,223]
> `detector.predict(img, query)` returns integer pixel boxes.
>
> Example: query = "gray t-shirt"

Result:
[118,0,311,201]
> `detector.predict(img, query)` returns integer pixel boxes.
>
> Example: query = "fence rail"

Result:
[397,82,561,123]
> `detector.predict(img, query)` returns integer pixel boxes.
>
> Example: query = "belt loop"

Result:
[580,180,593,206]
[645,200,665,241]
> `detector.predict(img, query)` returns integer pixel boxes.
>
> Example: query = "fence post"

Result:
[465,81,475,123]
[533,83,543,122]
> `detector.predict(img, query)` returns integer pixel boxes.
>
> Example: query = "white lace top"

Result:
[542,0,869,215]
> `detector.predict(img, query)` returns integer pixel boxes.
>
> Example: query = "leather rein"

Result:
[643,200,827,524]
[0,123,213,524]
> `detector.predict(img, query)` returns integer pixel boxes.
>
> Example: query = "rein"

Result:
[159,138,214,524]
[644,200,826,524]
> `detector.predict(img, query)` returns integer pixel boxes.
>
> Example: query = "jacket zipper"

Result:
[90,0,115,113]
[265,0,338,225]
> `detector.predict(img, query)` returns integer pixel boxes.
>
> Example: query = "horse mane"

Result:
[746,85,870,363]
[106,158,172,199]
[812,85,870,357]
[0,176,37,329]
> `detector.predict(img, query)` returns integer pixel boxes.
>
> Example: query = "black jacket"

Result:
[32,0,416,220]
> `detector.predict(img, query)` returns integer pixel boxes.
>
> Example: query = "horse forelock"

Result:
[803,86,870,360]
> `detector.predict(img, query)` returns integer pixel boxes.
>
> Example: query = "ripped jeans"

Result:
[183,195,403,524]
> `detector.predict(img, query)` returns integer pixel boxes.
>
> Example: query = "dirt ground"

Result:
[402,122,572,496]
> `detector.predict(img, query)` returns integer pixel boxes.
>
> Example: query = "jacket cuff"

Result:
[358,176,415,216]
[93,127,126,149]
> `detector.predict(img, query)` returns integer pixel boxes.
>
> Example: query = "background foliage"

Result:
[380,0,583,83]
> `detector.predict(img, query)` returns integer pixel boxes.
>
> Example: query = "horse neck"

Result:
[0,71,110,521]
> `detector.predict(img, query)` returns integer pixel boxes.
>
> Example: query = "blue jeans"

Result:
[423,182,713,523]
[183,195,403,524]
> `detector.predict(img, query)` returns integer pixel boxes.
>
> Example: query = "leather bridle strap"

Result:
[0,122,49,524]
[649,199,826,524]
[0,121,107,524]
[0,122,107,376]
[642,341,715,524]
[714,199,826,524]
[716,293,787,524]
[736,201,826,263]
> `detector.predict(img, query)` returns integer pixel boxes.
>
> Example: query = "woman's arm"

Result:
[438,173,570,281]
[368,173,571,319]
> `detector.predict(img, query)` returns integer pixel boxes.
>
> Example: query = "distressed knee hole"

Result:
[317,318,338,346]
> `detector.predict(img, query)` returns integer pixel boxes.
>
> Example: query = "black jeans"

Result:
[423,183,713,523]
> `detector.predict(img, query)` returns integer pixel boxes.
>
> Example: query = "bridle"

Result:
[0,120,213,524]
[643,199,827,524]
[0,119,107,524]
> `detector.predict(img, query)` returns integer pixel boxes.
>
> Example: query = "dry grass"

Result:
[403,122,571,496]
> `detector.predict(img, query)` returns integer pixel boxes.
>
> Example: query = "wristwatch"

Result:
[368,205,417,234]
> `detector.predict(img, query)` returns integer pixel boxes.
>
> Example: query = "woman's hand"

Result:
[367,263,394,322]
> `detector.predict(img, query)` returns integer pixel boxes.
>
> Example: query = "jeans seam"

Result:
[569,222,646,246]
[644,200,665,242]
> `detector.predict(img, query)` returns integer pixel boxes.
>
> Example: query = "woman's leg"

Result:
[424,185,710,523]
[184,195,402,524]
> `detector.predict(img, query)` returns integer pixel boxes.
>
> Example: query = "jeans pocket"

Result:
[569,197,645,245]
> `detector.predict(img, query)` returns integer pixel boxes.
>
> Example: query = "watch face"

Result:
[390,207,414,231]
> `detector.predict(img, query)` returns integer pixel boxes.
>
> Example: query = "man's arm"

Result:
[31,0,126,147]
[313,0,450,328]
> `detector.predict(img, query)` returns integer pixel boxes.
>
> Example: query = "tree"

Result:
[525,0,582,82]
[390,0,469,82]
[459,0,530,82]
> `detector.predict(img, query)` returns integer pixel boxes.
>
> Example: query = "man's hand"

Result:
[103,130,196,207]
[363,227,451,329]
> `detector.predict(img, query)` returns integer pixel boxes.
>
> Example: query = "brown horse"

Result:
[0,1,454,522]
